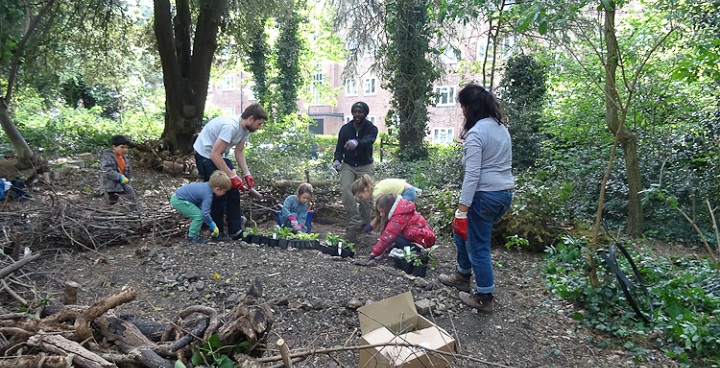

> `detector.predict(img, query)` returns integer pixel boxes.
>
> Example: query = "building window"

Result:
[440,44,461,64]
[246,83,256,101]
[222,76,235,91]
[363,76,377,95]
[222,107,236,117]
[312,70,323,104]
[501,36,516,59]
[434,86,456,106]
[477,38,494,61]
[433,128,454,145]
[345,115,376,124]
[345,79,358,96]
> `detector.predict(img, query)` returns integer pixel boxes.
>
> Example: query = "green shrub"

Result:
[544,235,720,364]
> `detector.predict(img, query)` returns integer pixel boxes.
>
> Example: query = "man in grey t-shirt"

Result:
[193,103,267,240]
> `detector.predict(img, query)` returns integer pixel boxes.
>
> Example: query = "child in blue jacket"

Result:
[280,183,313,233]
[171,171,231,243]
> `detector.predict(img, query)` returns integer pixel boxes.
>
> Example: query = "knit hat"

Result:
[351,101,369,115]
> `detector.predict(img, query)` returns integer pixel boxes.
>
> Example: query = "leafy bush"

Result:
[544,235,720,364]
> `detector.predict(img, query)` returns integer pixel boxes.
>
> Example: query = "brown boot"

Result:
[459,292,494,312]
[438,272,472,292]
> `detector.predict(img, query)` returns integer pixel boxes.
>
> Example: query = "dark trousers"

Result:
[194,153,243,235]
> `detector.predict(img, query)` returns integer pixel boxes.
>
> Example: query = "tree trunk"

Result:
[153,0,226,154]
[603,5,643,237]
[0,101,34,164]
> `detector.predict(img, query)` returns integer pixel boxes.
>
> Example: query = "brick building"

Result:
[206,29,514,145]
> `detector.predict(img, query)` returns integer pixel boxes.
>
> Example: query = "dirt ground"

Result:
[5,165,681,367]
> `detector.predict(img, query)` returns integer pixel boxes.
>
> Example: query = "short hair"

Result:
[208,170,232,190]
[351,174,375,196]
[297,182,314,197]
[241,103,268,120]
[111,135,133,147]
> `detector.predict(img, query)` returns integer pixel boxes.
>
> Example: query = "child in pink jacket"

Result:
[368,194,436,259]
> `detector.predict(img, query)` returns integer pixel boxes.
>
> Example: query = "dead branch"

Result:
[73,287,138,342]
[0,252,40,280]
[27,331,115,368]
[0,353,73,368]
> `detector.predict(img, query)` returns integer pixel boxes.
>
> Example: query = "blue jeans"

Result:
[401,187,417,202]
[195,153,243,235]
[453,190,513,294]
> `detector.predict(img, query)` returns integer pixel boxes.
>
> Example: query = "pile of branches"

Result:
[0,274,273,368]
[0,199,185,253]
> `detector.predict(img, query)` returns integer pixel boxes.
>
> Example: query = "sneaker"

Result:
[213,233,232,242]
[230,229,244,240]
[439,272,472,292]
[186,235,206,244]
[459,292,494,312]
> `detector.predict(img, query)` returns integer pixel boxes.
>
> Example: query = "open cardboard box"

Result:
[358,292,456,367]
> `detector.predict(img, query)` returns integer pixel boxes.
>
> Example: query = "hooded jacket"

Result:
[371,196,436,256]
[100,149,131,193]
[333,119,378,167]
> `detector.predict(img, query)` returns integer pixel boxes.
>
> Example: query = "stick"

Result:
[63,281,80,305]
[277,339,293,368]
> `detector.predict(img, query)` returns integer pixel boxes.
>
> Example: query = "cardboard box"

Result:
[358,292,456,367]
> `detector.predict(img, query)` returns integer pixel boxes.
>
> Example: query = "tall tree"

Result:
[153,0,226,154]
[514,1,675,238]
[382,0,440,160]
[331,0,443,161]
[274,4,304,117]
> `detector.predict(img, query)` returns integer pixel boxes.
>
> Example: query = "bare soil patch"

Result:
[2,165,680,367]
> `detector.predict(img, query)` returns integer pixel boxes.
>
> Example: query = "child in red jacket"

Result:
[368,193,436,259]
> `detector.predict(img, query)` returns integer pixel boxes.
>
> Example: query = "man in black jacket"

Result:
[333,101,378,242]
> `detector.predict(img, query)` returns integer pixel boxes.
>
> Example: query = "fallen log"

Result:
[0,353,73,368]
[27,332,114,368]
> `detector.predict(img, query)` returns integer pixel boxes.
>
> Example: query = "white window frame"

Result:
[477,39,495,61]
[311,71,324,104]
[345,78,359,96]
[440,44,461,64]
[222,76,235,91]
[246,83,256,101]
[222,107,236,117]
[501,36,516,59]
[434,86,456,106]
[363,76,377,95]
[433,128,455,145]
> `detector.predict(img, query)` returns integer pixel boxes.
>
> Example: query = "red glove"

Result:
[230,175,246,191]
[453,209,468,241]
[244,173,254,189]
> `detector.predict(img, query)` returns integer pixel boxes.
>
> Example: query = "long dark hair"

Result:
[457,83,505,139]
[373,194,397,233]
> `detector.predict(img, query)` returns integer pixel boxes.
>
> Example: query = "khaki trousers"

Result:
[339,163,374,228]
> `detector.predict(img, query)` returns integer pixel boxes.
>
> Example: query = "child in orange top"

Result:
[368,193,436,259]
[100,135,139,211]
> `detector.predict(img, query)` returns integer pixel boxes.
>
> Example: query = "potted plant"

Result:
[242,227,261,244]
[290,232,320,250]
[266,226,282,247]
[320,233,343,256]
[274,226,294,249]
[321,233,355,257]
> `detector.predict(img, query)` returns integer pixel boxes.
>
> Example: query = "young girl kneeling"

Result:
[280,183,313,233]
[368,193,436,259]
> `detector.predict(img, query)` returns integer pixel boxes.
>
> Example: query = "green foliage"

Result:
[504,235,529,250]
[500,54,547,170]
[494,170,572,252]
[3,94,162,157]
[379,0,440,161]
[544,235,720,364]
[274,7,304,117]
[190,333,252,368]
[323,232,344,247]
[274,225,294,239]
[243,227,260,237]
[246,19,271,108]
